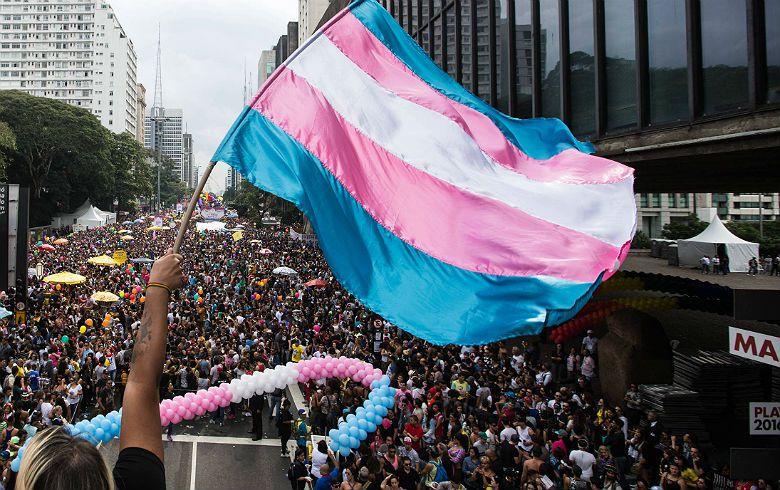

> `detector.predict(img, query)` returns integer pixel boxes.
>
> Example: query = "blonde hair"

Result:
[17,427,115,490]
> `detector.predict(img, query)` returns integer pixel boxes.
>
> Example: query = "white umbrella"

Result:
[273,266,298,276]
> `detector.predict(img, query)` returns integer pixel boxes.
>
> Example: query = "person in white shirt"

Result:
[40,394,54,426]
[569,439,597,482]
[310,440,329,479]
[499,423,518,442]
[582,331,598,355]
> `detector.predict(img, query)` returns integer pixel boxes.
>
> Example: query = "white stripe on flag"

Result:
[285,35,635,247]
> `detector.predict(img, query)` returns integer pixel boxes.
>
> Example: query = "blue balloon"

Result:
[346,414,356,423]
[95,428,105,441]
[357,419,369,431]
[355,407,365,416]
[101,430,113,444]
[339,446,351,457]
[10,458,20,472]
[370,380,379,389]
[329,429,339,440]
[380,375,390,387]
[358,429,367,440]
[349,436,359,449]
[110,423,120,436]
[363,400,373,409]
[366,421,377,432]
[100,419,111,431]
[339,434,350,447]
[365,410,375,421]
[376,405,388,417]
[374,414,383,425]
[348,426,359,438]
[84,422,96,434]
[329,441,340,452]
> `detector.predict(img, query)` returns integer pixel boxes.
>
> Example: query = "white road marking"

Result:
[189,441,198,490]
[288,383,306,416]
[164,434,282,447]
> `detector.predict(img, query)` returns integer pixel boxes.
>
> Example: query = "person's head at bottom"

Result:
[17,427,114,490]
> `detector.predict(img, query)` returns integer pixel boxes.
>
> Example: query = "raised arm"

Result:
[119,250,183,461]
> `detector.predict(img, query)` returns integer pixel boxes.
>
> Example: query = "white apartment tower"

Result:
[298,0,330,45]
[182,132,193,189]
[0,0,138,135]
[144,107,184,181]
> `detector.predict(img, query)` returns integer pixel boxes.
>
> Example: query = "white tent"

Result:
[51,199,114,227]
[74,205,107,230]
[677,216,759,273]
[195,221,226,232]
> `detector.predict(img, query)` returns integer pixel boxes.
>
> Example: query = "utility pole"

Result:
[759,193,764,238]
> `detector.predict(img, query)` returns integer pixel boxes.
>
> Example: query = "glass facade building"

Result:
[377,0,780,140]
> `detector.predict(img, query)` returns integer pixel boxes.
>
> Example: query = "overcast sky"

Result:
[109,0,298,193]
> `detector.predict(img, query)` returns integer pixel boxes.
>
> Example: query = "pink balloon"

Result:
[183,410,194,420]
[161,415,170,427]
[176,405,186,416]
[203,391,214,402]
[207,402,217,412]
[171,413,182,424]
[165,408,175,419]
[313,325,321,332]
[194,404,207,416]
[189,402,198,412]
[184,392,195,400]
[219,383,230,391]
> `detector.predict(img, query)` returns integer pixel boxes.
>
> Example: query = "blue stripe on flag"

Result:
[349,0,595,159]
[213,109,596,345]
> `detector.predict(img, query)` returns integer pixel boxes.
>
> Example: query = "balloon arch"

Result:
[11,357,396,471]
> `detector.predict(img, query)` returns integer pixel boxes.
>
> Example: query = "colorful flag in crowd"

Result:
[212,0,636,345]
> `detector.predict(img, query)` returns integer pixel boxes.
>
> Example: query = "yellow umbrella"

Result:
[146,225,169,231]
[91,291,119,303]
[87,255,118,266]
[43,271,86,285]
[120,235,134,241]
[53,238,69,245]
[118,229,132,234]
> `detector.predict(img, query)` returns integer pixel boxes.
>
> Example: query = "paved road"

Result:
[622,254,780,290]
[102,437,294,490]
[100,387,305,489]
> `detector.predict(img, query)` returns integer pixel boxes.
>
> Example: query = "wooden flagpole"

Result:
[173,160,217,254]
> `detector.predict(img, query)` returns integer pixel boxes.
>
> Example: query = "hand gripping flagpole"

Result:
[173,160,217,254]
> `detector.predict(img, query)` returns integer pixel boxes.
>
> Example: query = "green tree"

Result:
[227,180,302,226]
[0,121,16,181]
[0,91,114,224]
[111,132,152,214]
[661,214,708,239]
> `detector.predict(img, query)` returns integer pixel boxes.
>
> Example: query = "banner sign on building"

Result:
[729,327,780,367]
[0,185,8,291]
[749,402,780,435]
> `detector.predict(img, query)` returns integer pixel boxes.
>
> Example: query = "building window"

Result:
[647,0,688,125]
[514,0,532,118]
[568,0,594,136]
[765,0,780,104]
[539,0,560,118]
[604,0,637,132]
[700,0,748,115]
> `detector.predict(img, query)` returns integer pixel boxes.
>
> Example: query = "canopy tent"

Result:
[87,255,118,267]
[677,216,759,273]
[51,199,113,229]
[91,291,119,303]
[76,205,107,230]
[195,221,226,232]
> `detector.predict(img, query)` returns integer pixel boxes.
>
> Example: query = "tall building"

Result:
[0,0,139,136]
[298,0,330,45]
[364,0,780,194]
[135,83,146,144]
[225,166,243,192]
[257,49,276,89]
[144,107,184,181]
[182,132,193,189]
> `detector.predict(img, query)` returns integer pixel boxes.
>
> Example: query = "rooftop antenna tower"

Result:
[153,24,163,110]
[152,23,163,211]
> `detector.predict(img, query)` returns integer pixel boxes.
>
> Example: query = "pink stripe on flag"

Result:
[254,69,623,282]
[324,13,631,186]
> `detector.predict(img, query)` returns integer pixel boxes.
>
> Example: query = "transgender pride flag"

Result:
[213,0,636,345]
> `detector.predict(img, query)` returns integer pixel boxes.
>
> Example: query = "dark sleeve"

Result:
[113,447,166,490]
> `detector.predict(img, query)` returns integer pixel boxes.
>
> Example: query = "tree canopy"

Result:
[226,180,303,226]
[0,91,152,225]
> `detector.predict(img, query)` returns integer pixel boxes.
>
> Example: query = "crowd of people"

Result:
[0,213,772,490]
